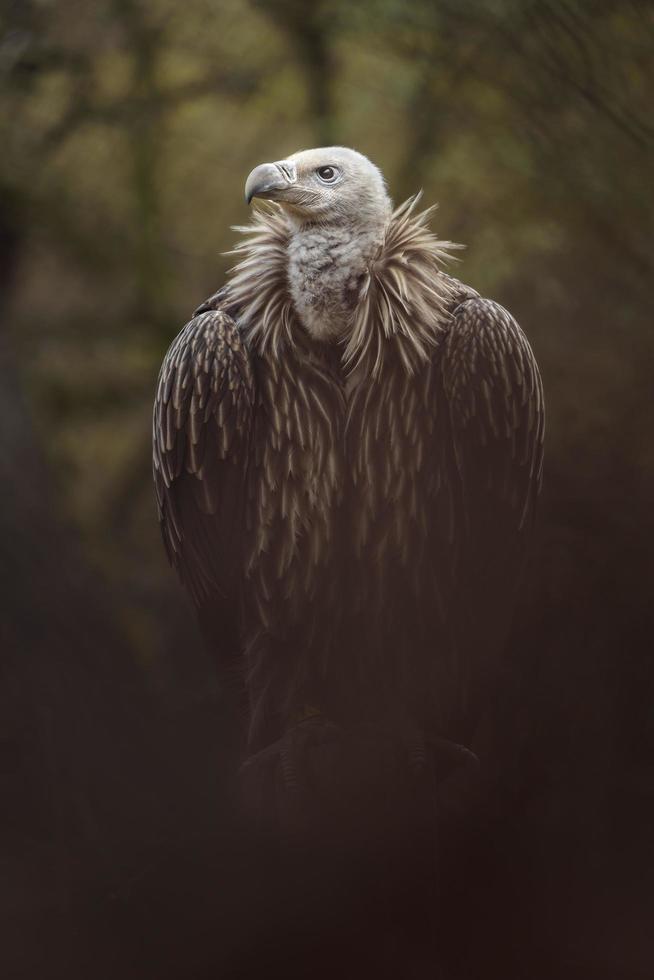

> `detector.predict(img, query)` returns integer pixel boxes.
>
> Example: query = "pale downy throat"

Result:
[225,197,459,379]
[286,209,390,343]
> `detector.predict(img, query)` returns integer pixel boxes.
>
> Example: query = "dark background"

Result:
[1,0,652,976]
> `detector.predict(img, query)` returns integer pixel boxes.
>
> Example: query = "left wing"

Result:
[443,297,544,539]
[439,296,544,730]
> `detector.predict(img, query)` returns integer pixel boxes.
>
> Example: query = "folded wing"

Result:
[152,310,255,633]
[439,297,544,725]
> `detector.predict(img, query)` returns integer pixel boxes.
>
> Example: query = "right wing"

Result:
[152,309,255,629]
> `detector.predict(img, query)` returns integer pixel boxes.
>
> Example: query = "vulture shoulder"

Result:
[152,306,255,620]
[442,296,544,542]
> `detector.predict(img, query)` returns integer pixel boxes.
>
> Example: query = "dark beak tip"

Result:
[245,162,294,208]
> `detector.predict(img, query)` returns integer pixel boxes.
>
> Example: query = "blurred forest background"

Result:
[1,0,653,977]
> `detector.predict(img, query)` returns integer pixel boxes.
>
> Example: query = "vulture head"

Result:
[237,146,448,350]
[244,146,391,230]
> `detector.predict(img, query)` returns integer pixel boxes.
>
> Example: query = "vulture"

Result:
[153,147,544,804]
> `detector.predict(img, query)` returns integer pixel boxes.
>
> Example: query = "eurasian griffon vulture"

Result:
[153,147,544,797]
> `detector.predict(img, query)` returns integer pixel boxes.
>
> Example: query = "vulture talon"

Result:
[241,714,343,795]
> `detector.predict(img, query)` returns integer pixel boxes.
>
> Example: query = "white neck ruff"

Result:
[225,196,461,376]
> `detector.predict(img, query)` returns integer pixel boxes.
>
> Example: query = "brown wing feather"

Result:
[439,297,544,725]
[443,297,544,539]
[152,309,255,614]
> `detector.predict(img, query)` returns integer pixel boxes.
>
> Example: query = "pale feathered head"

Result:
[244,146,391,227]
[232,147,460,375]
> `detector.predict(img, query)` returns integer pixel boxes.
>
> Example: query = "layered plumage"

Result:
[153,149,544,765]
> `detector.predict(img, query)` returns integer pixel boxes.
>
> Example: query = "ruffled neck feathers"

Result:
[225,196,461,377]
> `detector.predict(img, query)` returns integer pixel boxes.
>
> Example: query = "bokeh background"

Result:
[2,0,653,977]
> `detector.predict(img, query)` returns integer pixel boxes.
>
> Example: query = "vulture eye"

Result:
[316,165,338,183]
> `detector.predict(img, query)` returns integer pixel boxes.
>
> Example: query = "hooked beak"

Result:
[244,160,297,205]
